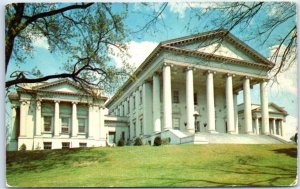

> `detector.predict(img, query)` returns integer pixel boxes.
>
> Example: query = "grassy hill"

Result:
[6,144,297,187]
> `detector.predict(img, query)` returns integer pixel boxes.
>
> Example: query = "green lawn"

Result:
[6,144,297,187]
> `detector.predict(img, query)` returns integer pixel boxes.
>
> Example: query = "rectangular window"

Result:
[133,121,136,137]
[133,96,136,109]
[43,116,52,132]
[173,90,179,103]
[173,118,180,129]
[78,118,87,133]
[62,142,70,149]
[122,131,125,140]
[79,143,87,147]
[109,132,116,143]
[140,90,143,104]
[194,93,198,105]
[43,142,52,150]
[127,100,130,113]
[140,118,143,135]
[61,117,70,133]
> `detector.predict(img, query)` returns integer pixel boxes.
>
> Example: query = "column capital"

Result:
[224,73,235,78]
[244,76,252,80]
[72,101,78,105]
[163,62,173,67]
[19,100,28,105]
[11,105,18,109]
[185,66,195,71]
[36,100,41,110]
[205,70,216,75]
[54,100,60,103]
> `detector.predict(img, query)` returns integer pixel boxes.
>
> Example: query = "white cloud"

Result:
[168,2,219,18]
[283,115,298,141]
[268,45,297,96]
[108,41,158,69]
[31,35,49,49]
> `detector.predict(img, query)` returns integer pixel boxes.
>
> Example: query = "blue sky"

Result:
[5,1,298,139]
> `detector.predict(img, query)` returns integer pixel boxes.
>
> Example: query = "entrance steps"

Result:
[145,129,287,145]
[194,133,286,144]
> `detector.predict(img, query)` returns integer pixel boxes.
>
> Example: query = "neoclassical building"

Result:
[8,79,111,151]
[238,102,288,136]
[106,29,285,144]
[8,29,289,150]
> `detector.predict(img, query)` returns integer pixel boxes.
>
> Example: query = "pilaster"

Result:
[153,73,161,133]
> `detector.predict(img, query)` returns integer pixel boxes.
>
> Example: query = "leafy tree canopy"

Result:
[5,3,131,95]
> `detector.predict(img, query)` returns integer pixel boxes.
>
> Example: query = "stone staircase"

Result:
[192,133,286,144]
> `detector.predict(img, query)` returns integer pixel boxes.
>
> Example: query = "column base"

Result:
[187,129,195,134]
[227,131,236,134]
[208,130,218,134]
[246,131,254,135]
[263,132,270,135]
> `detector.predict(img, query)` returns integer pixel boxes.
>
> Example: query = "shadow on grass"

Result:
[6,148,108,174]
[272,147,297,158]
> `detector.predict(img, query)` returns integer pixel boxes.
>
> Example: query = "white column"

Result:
[186,68,195,134]
[143,81,152,135]
[272,118,276,135]
[99,106,106,141]
[243,77,253,134]
[54,100,60,136]
[163,64,172,130]
[120,104,124,116]
[11,106,18,140]
[35,100,42,136]
[19,100,28,137]
[206,71,216,133]
[234,93,239,134]
[255,117,259,135]
[260,80,270,134]
[88,104,94,138]
[153,73,161,133]
[226,74,235,134]
[72,102,78,137]
[280,119,283,136]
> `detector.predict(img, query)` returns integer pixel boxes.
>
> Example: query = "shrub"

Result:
[134,137,143,146]
[19,144,26,151]
[162,137,170,145]
[153,136,162,146]
[117,138,125,146]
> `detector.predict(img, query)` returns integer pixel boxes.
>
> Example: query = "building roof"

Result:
[106,29,275,108]
[238,102,288,116]
[11,79,107,101]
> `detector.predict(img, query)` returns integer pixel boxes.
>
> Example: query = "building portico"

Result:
[144,61,271,135]
[106,29,287,144]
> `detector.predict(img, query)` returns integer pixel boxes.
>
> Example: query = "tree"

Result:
[132,2,296,80]
[5,3,131,95]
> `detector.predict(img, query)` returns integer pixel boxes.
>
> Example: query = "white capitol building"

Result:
[8,29,288,151]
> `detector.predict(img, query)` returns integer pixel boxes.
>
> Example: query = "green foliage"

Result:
[5,3,132,91]
[161,137,170,145]
[117,138,125,147]
[134,137,143,146]
[19,144,26,151]
[153,136,162,146]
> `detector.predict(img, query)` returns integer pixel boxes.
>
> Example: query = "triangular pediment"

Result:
[34,79,85,94]
[268,103,288,115]
[161,29,273,66]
